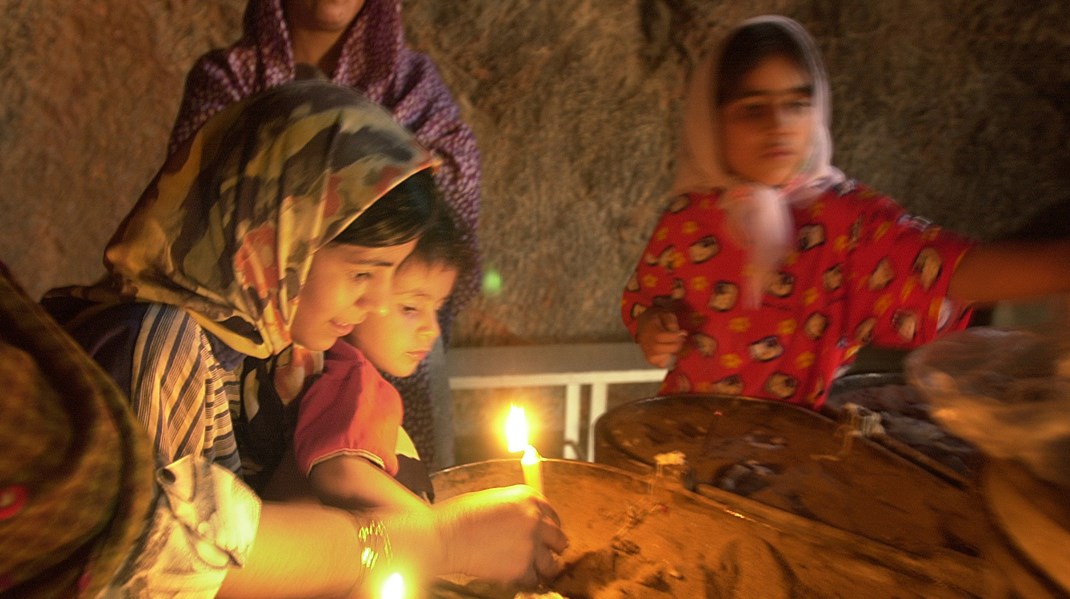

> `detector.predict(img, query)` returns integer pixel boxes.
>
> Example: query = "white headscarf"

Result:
[671,15,845,307]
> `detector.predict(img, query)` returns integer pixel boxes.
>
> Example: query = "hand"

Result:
[433,485,569,586]
[636,308,686,368]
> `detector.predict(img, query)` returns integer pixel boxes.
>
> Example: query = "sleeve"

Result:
[293,340,404,476]
[166,50,250,157]
[844,195,975,349]
[128,305,237,470]
[621,195,696,339]
[110,456,261,597]
[393,428,435,502]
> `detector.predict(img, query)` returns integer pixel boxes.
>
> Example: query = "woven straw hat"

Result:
[0,264,155,597]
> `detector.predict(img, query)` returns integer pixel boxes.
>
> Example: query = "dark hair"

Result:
[716,22,811,106]
[331,168,439,247]
[404,204,477,280]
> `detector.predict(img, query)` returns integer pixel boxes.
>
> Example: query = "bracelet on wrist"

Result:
[348,518,393,595]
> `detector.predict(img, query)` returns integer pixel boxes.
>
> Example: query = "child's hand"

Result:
[433,485,568,586]
[636,308,687,368]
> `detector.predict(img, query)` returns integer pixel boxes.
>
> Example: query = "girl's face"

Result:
[290,239,417,351]
[720,55,814,186]
[347,260,457,377]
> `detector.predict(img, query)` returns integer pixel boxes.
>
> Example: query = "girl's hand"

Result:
[636,308,687,368]
[433,485,568,586]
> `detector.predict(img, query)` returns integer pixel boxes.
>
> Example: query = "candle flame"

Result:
[522,444,541,465]
[380,572,404,599]
[505,404,529,453]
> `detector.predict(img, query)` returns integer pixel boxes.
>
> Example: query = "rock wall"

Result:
[2,0,1068,346]
[0,0,244,295]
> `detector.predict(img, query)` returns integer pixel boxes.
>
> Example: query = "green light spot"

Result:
[482,269,503,296]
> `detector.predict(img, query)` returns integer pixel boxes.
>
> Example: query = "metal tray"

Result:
[431,459,989,598]
[594,394,991,557]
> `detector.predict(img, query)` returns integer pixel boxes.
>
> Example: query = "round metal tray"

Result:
[431,458,988,598]
[593,394,990,557]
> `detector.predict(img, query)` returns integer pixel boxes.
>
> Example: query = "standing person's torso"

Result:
[624,180,973,409]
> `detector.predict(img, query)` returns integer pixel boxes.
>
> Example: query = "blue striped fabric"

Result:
[130,305,242,474]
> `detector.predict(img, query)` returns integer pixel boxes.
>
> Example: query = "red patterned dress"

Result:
[622,180,974,410]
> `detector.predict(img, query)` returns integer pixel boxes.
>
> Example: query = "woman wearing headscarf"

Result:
[5,256,563,598]
[168,0,481,465]
[41,80,565,597]
[622,15,1070,409]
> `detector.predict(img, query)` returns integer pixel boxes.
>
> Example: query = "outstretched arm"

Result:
[218,501,403,598]
[308,454,430,513]
[219,485,569,598]
[949,239,1070,304]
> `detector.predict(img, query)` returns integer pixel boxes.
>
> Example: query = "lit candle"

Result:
[380,572,404,599]
[521,444,543,494]
[505,405,544,494]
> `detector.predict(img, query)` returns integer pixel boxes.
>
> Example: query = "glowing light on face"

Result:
[348,261,455,377]
[290,241,416,351]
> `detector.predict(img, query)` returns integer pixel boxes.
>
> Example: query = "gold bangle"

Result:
[348,518,393,595]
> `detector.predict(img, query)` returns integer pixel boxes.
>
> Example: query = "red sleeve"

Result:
[844,192,975,349]
[293,340,403,476]
[621,194,707,338]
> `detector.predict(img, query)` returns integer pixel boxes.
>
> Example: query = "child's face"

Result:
[290,240,417,351]
[348,260,458,377]
[720,55,814,186]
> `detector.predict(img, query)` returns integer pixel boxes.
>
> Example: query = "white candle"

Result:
[521,444,544,495]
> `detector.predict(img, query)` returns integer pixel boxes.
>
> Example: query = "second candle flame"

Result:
[505,404,530,453]
[505,404,543,494]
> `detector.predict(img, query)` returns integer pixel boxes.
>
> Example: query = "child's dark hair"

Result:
[404,203,476,280]
[716,22,812,106]
[332,168,440,247]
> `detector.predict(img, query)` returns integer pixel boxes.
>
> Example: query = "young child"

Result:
[623,15,1070,410]
[291,206,477,512]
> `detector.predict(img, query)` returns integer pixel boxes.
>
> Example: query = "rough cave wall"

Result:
[2,0,1068,347]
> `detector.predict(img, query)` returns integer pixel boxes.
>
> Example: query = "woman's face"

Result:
[284,0,366,33]
[290,239,417,351]
[719,55,814,186]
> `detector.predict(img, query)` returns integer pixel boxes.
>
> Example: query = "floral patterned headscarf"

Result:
[671,16,845,307]
[100,80,436,358]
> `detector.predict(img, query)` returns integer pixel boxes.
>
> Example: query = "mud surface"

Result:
[431,459,990,598]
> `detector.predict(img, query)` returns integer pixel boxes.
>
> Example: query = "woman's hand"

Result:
[433,485,569,586]
[635,307,687,368]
